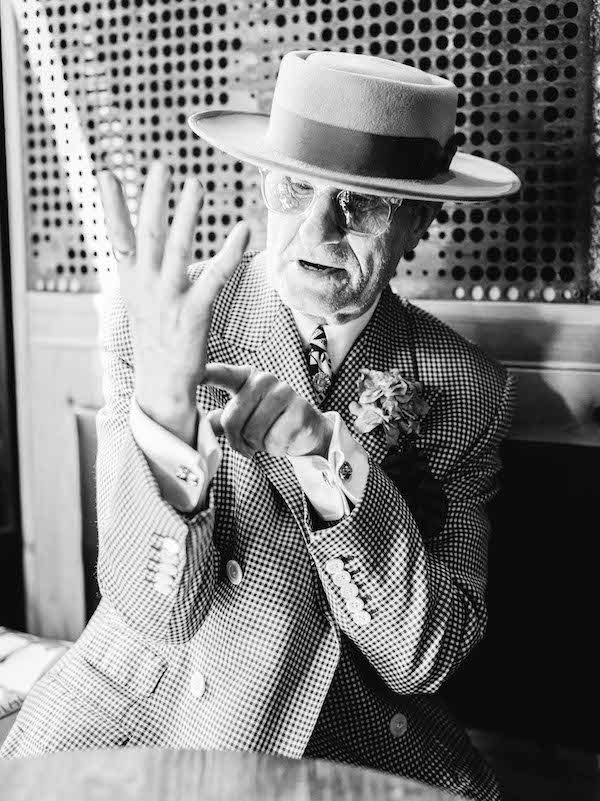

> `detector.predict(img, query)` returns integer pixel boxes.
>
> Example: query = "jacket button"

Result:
[159,550,179,566]
[162,537,180,555]
[352,610,372,626]
[340,582,359,599]
[190,671,206,698]
[332,570,352,586]
[325,558,345,574]
[156,563,177,578]
[390,712,408,738]
[345,597,365,612]
[226,559,243,586]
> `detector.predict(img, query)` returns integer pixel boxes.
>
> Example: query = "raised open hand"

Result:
[97,161,250,444]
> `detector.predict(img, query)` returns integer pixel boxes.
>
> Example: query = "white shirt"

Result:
[130,297,380,522]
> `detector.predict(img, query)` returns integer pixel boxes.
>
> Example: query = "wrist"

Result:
[311,414,334,459]
[135,391,199,447]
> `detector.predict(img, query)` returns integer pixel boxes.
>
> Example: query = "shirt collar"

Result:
[289,294,381,374]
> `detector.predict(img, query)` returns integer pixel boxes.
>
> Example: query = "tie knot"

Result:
[309,324,328,350]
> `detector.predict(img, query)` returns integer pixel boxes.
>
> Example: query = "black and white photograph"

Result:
[0,1,598,799]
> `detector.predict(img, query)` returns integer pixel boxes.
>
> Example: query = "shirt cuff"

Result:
[130,398,222,514]
[287,411,369,522]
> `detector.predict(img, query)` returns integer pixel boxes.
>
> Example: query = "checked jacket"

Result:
[2,251,515,801]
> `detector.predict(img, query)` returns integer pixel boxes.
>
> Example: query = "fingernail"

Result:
[185,176,202,193]
[151,160,169,180]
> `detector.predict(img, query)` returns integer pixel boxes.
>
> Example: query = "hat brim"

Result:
[188,110,521,202]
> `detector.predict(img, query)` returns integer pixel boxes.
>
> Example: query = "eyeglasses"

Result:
[260,169,403,237]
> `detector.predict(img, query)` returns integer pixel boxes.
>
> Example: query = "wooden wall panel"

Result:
[24,293,103,639]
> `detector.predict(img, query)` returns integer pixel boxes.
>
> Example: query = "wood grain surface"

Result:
[0,746,466,801]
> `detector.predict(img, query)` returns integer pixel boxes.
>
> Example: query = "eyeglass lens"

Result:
[262,171,392,235]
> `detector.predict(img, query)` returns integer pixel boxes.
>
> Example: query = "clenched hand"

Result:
[204,363,334,459]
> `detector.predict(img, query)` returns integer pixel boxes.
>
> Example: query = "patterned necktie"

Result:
[308,325,333,404]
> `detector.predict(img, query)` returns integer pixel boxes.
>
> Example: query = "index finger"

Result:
[203,363,253,394]
[96,170,136,263]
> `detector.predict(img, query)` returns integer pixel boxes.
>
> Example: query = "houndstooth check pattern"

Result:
[308,325,333,405]
[1,251,515,801]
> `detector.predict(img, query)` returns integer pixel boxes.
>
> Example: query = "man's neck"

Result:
[289,294,381,374]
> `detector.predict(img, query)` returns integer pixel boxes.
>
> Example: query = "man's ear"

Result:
[404,201,442,252]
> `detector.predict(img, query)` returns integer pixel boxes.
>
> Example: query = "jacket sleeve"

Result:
[95,287,220,644]
[307,371,516,695]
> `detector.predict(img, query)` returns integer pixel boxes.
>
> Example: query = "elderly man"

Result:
[2,52,519,800]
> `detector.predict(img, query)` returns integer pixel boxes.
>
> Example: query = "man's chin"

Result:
[280,264,349,305]
[266,256,356,314]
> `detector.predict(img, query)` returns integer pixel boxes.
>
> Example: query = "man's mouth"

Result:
[298,259,342,272]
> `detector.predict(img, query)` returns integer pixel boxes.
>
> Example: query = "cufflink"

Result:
[338,461,352,481]
[175,465,201,486]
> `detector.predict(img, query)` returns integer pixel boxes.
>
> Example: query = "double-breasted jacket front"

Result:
[2,251,514,801]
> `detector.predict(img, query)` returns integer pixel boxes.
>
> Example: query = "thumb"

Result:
[203,362,253,394]
[206,408,224,436]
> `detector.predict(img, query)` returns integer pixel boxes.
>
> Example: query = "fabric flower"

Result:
[350,367,430,447]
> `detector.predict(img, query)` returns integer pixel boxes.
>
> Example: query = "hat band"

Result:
[267,106,458,181]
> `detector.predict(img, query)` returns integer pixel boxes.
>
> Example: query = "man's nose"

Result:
[298,191,344,247]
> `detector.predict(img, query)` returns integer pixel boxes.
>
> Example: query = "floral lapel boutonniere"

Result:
[349,367,430,448]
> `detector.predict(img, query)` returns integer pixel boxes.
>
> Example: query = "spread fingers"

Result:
[161,176,204,293]
[136,160,171,275]
[96,170,136,268]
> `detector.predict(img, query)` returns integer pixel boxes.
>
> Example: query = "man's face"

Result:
[265,179,437,325]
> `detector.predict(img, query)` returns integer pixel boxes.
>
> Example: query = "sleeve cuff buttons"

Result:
[324,557,371,626]
[151,536,181,595]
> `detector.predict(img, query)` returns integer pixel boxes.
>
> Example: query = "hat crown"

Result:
[269,50,457,146]
[306,51,435,85]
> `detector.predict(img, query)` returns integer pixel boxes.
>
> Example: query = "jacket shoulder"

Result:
[398,298,515,456]
[403,298,510,396]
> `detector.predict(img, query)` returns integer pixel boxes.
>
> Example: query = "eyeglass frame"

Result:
[259,168,404,238]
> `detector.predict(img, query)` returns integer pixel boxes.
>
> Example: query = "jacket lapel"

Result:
[323,288,442,465]
[253,304,316,405]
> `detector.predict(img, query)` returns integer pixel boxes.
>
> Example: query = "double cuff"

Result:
[288,411,369,521]
[130,401,368,522]
[130,398,222,513]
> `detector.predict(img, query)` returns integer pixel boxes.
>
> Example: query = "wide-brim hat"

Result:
[188,51,521,203]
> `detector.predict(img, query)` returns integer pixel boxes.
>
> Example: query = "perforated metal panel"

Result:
[14,0,593,301]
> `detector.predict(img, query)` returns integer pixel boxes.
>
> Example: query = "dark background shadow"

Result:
[442,316,600,754]
[442,438,600,754]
